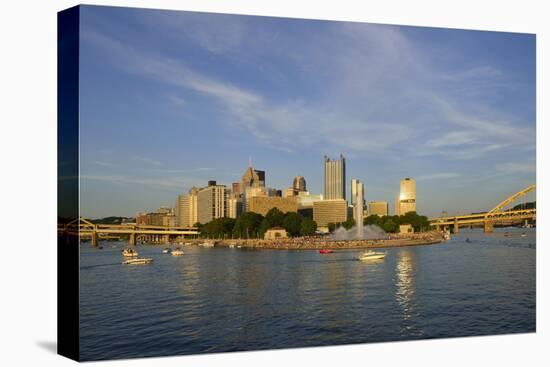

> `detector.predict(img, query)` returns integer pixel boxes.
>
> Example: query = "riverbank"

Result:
[211,231,445,250]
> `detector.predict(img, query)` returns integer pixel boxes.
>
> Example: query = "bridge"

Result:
[59,218,199,246]
[429,184,536,233]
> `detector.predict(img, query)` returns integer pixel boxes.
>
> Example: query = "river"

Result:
[79,227,535,361]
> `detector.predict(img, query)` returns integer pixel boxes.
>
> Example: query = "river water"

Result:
[79,227,535,361]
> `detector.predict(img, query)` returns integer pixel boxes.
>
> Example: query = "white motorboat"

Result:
[162,248,171,254]
[122,248,138,257]
[171,248,185,256]
[357,250,386,261]
[123,258,152,265]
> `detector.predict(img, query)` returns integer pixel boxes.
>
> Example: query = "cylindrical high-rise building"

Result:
[398,178,416,215]
[292,176,307,192]
[324,154,346,200]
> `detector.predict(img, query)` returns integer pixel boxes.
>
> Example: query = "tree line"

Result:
[196,207,317,239]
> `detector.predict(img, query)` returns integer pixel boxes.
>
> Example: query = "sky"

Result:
[78,5,536,219]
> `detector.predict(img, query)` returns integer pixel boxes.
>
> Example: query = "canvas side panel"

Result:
[57,5,80,362]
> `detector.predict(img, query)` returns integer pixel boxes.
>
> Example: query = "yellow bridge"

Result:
[59,218,199,246]
[429,184,536,233]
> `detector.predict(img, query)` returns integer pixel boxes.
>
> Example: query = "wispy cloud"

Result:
[80,174,203,189]
[131,156,163,166]
[496,162,536,174]
[417,172,461,181]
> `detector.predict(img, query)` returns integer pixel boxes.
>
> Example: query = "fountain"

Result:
[355,183,364,238]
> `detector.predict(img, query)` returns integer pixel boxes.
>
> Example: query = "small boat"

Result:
[229,244,236,248]
[162,248,171,254]
[171,248,184,256]
[123,258,153,265]
[319,249,334,254]
[521,233,527,237]
[465,238,471,243]
[122,247,138,257]
[357,250,386,261]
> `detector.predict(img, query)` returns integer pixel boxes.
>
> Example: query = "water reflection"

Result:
[394,249,422,336]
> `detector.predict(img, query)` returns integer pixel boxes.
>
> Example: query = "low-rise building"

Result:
[264,227,288,240]
[399,224,414,234]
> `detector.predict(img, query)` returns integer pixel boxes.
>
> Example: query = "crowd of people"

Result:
[216,230,445,250]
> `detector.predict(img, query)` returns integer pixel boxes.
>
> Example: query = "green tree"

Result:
[264,207,285,228]
[398,211,431,232]
[382,218,398,233]
[327,222,336,232]
[282,212,303,236]
[342,218,356,230]
[300,217,317,236]
[233,212,264,238]
[258,207,286,237]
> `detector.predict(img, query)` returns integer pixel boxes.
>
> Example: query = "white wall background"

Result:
[0,1,547,366]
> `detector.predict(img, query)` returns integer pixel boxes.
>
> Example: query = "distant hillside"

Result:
[90,216,135,224]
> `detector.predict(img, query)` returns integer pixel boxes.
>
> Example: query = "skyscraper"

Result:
[197,181,227,224]
[176,187,198,227]
[324,154,346,200]
[398,177,417,215]
[292,176,307,192]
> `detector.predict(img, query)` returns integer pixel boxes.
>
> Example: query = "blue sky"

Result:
[78,5,536,218]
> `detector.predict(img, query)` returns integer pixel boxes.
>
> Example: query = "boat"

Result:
[171,248,184,256]
[319,249,334,254]
[122,247,138,257]
[123,258,153,265]
[521,233,527,237]
[357,250,386,261]
[162,248,171,254]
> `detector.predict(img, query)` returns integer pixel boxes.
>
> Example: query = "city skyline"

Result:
[78,6,536,218]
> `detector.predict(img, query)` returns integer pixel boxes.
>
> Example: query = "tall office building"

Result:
[232,182,242,195]
[324,154,346,200]
[293,176,307,192]
[398,177,416,215]
[197,181,227,224]
[176,188,198,227]
[227,193,243,219]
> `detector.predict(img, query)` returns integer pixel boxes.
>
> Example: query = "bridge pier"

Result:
[453,219,459,234]
[129,233,136,246]
[91,231,98,247]
[484,220,494,233]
